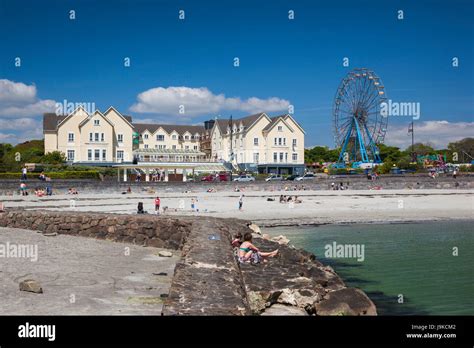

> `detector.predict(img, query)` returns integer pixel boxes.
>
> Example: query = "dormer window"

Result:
[144,134,149,140]
[156,134,165,141]
[94,119,100,126]
[172,134,177,140]
[184,135,190,140]
[278,126,283,132]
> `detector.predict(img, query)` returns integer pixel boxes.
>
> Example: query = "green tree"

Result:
[447,138,474,163]
[378,144,402,162]
[42,151,66,164]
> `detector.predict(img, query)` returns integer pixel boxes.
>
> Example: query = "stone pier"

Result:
[0,210,376,316]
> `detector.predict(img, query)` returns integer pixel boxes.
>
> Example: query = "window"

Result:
[278,126,283,132]
[292,139,297,147]
[89,133,93,142]
[102,149,106,161]
[254,138,259,146]
[279,152,284,162]
[194,145,198,150]
[94,133,99,142]
[285,153,288,162]
[88,149,92,161]
[292,153,298,161]
[101,133,104,142]
[240,139,243,147]
[274,138,277,146]
[156,134,165,141]
[278,138,282,146]
[68,132,74,142]
[158,145,166,149]
[144,134,149,139]
[172,134,177,140]
[144,144,149,149]
[94,119,100,126]
[67,150,75,161]
[184,135,189,140]
[253,153,259,163]
[283,138,286,146]
[185,145,189,150]
[118,134,123,143]
[117,150,124,160]
[172,145,177,149]
[273,152,277,162]
[94,149,100,161]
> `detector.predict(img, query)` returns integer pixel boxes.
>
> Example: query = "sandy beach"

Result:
[1,189,472,226]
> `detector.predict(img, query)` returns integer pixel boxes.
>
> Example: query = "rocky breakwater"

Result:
[0,210,191,250]
[162,217,252,315]
[163,218,376,316]
[0,210,376,315]
[241,234,377,316]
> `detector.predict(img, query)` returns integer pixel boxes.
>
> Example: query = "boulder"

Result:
[315,288,377,316]
[262,304,308,316]
[271,235,290,245]
[158,250,173,257]
[19,279,43,294]
[248,223,262,235]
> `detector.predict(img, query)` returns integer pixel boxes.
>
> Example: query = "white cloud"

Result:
[130,86,290,116]
[385,120,474,149]
[0,118,43,144]
[0,117,39,130]
[0,79,56,117]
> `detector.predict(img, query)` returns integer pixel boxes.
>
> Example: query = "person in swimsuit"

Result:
[238,232,278,263]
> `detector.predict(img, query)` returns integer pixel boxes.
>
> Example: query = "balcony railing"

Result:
[138,155,219,163]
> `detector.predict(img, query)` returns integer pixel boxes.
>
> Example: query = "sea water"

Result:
[265,220,474,315]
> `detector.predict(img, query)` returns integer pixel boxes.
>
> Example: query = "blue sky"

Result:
[0,0,473,148]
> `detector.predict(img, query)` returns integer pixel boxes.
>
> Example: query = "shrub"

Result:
[0,171,100,180]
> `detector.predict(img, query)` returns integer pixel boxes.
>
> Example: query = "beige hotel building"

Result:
[43,106,305,177]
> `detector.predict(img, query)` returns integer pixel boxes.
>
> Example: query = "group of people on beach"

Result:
[279,195,302,203]
[284,185,307,191]
[18,167,54,196]
[331,182,348,190]
[231,231,278,264]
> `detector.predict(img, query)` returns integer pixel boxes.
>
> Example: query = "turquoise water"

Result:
[266,221,474,315]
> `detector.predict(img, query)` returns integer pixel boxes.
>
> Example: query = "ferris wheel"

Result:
[333,68,388,166]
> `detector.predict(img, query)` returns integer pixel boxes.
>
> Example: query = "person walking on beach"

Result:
[154,196,161,214]
[191,198,199,212]
[21,166,27,181]
[20,182,27,196]
[238,195,244,211]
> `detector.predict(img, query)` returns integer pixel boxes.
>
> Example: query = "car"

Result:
[295,173,316,181]
[233,174,256,182]
[285,174,299,181]
[265,174,283,182]
[201,173,230,182]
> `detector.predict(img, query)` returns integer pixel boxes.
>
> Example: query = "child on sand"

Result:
[154,196,161,214]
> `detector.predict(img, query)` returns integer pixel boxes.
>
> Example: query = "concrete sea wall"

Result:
[0,175,472,195]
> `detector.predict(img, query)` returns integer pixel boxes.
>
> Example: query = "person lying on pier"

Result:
[238,232,278,264]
